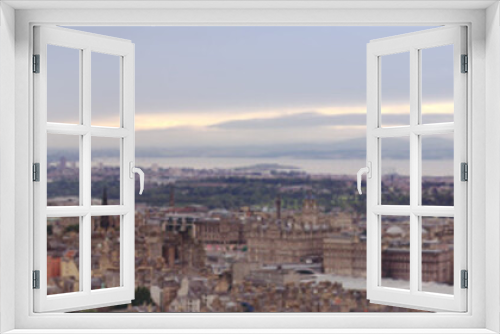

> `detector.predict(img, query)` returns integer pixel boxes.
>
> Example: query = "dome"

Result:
[386,225,405,236]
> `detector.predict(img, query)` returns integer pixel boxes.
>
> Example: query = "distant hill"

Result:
[48,136,453,162]
[133,136,452,160]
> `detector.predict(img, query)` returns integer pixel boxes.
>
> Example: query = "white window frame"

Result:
[1,2,499,333]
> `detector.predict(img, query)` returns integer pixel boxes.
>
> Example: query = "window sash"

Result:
[33,25,136,313]
[366,26,467,312]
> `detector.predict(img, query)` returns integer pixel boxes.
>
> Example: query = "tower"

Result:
[59,156,67,171]
[302,190,318,226]
[169,183,175,209]
[100,186,110,231]
[275,194,281,220]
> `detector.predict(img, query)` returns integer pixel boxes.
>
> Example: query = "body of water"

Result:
[116,157,454,177]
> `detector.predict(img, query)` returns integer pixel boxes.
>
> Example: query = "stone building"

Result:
[194,218,245,245]
[246,195,335,265]
[380,218,454,285]
[382,247,453,284]
[90,216,121,289]
[323,233,366,277]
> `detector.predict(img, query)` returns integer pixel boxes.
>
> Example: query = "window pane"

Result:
[91,216,121,290]
[47,134,80,206]
[381,215,410,290]
[47,45,80,124]
[381,137,410,205]
[421,217,454,294]
[421,45,454,124]
[92,137,121,205]
[47,217,80,295]
[380,52,410,127]
[91,52,121,127]
[421,133,454,206]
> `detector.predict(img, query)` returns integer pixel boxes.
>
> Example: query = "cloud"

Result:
[211,112,453,130]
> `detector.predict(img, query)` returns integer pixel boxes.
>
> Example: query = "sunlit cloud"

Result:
[326,125,367,130]
[380,101,453,115]
[131,101,453,131]
[420,101,454,115]
[133,106,367,131]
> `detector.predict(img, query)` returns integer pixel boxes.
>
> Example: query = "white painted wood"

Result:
[3,0,497,10]
[46,123,130,137]
[0,2,17,333]
[366,26,467,312]
[372,205,454,217]
[1,330,498,334]
[372,205,411,216]
[484,3,500,333]
[9,6,489,333]
[372,123,455,138]
[33,25,135,313]
[412,123,455,135]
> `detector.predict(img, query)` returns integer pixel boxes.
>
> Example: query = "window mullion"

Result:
[82,214,92,293]
[409,47,420,295]
[82,47,92,294]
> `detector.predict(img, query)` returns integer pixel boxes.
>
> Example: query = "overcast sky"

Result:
[48,26,453,152]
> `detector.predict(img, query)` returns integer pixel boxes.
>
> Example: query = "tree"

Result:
[132,286,153,306]
[64,224,79,234]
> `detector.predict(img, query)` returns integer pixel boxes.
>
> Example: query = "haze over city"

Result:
[47,26,454,167]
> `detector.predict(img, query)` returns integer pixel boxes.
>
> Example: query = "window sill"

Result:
[4,330,498,334]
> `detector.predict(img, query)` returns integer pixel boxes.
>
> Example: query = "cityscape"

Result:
[41,25,457,313]
[46,156,454,313]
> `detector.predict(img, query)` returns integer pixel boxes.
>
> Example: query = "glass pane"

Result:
[91,52,121,127]
[47,134,80,206]
[381,137,410,205]
[381,215,410,290]
[421,133,454,206]
[91,216,121,290]
[421,45,454,124]
[47,45,80,124]
[380,52,410,127]
[47,217,80,295]
[92,137,121,205]
[421,217,454,294]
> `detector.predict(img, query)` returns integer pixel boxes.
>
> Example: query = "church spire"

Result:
[100,186,110,231]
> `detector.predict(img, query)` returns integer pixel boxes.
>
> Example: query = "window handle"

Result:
[357,162,371,195]
[129,161,145,195]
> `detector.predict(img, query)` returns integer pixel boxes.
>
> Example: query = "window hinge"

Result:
[461,162,468,181]
[33,163,40,182]
[33,270,40,289]
[461,54,468,73]
[461,270,468,289]
[33,54,40,73]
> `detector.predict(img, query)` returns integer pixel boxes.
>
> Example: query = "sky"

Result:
[47,26,454,160]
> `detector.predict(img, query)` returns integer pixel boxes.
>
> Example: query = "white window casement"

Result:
[365,26,467,312]
[33,26,137,312]
[1,1,500,334]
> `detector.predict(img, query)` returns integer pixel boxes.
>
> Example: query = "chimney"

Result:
[276,194,281,220]
[169,183,175,208]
